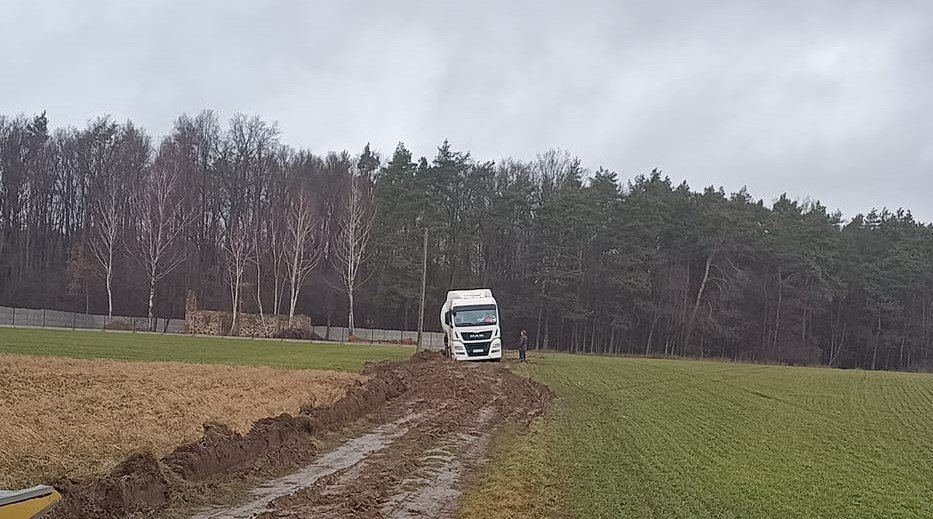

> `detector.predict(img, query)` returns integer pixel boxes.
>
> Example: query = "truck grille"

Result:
[461,330,492,341]
[465,341,491,357]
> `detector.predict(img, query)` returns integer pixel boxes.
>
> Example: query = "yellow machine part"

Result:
[0,489,60,519]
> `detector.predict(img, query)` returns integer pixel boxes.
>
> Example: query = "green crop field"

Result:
[0,327,410,371]
[462,353,933,519]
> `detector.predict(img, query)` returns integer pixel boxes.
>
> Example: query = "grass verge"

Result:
[0,327,411,370]
[459,419,571,519]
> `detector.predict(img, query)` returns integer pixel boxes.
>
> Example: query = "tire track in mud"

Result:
[191,412,423,519]
[380,406,496,518]
[257,402,501,518]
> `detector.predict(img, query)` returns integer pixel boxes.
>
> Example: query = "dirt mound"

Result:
[163,415,315,482]
[48,353,551,519]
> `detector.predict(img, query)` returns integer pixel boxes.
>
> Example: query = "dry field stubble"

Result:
[0,354,362,487]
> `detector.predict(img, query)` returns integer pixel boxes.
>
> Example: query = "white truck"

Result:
[440,289,502,361]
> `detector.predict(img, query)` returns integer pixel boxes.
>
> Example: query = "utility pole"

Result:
[417,227,428,352]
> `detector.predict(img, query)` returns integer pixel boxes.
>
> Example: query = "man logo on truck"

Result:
[441,289,503,361]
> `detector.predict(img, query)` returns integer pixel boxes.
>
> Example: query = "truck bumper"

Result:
[451,340,502,361]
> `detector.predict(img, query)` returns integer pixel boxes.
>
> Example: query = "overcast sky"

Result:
[2,0,931,221]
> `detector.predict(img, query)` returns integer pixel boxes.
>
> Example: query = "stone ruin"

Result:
[184,291,312,339]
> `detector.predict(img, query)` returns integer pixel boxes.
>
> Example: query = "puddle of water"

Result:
[190,414,419,519]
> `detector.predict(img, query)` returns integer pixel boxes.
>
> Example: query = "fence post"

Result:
[11,307,14,326]
[72,312,76,330]
[42,309,46,328]
[371,328,374,344]
[132,317,136,333]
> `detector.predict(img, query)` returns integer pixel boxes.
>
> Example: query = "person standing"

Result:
[519,329,528,362]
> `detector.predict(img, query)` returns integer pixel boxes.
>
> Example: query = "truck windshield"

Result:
[453,305,497,327]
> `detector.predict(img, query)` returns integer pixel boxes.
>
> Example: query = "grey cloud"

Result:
[1,0,930,220]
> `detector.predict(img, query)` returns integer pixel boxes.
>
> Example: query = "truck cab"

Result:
[440,289,502,361]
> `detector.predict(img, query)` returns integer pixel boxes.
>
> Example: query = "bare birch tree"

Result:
[332,173,375,336]
[132,147,195,331]
[88,185,120,322]
[284,190,322,326]
[224,219,254,334]
[84,119,123,323]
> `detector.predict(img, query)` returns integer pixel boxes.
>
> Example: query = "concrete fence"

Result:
[0,305,444,348]
[312,325,445,349]
[0,306,185,333]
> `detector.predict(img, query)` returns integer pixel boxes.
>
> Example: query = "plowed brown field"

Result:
[0,354,361,487]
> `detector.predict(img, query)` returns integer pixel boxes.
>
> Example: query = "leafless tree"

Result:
[224,114,278,318]
[132,146,195,331]
[88,184,120,322]
[332,172,375,336]
[223,219,254,335]
[269,204,287,315]
[86,121,149,322]
[284,190,322,326]
[267,147,293,315]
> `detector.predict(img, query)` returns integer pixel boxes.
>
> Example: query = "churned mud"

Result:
[379,406,496,518]
[191,413,422,519]
[49,352,551,519]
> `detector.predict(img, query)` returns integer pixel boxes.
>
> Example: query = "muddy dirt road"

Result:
[50,352,550,518]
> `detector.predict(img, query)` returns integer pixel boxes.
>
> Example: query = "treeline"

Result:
[2,111,932,370]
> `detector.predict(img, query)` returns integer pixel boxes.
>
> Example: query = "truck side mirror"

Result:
[444,312,451,325]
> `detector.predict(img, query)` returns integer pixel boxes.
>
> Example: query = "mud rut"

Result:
[49,352,550,519]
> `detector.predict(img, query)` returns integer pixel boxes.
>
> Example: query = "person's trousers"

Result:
[519,348,526,361]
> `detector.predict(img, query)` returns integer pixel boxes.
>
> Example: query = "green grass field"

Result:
[462,353,933,519]
[0,327,410,371]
